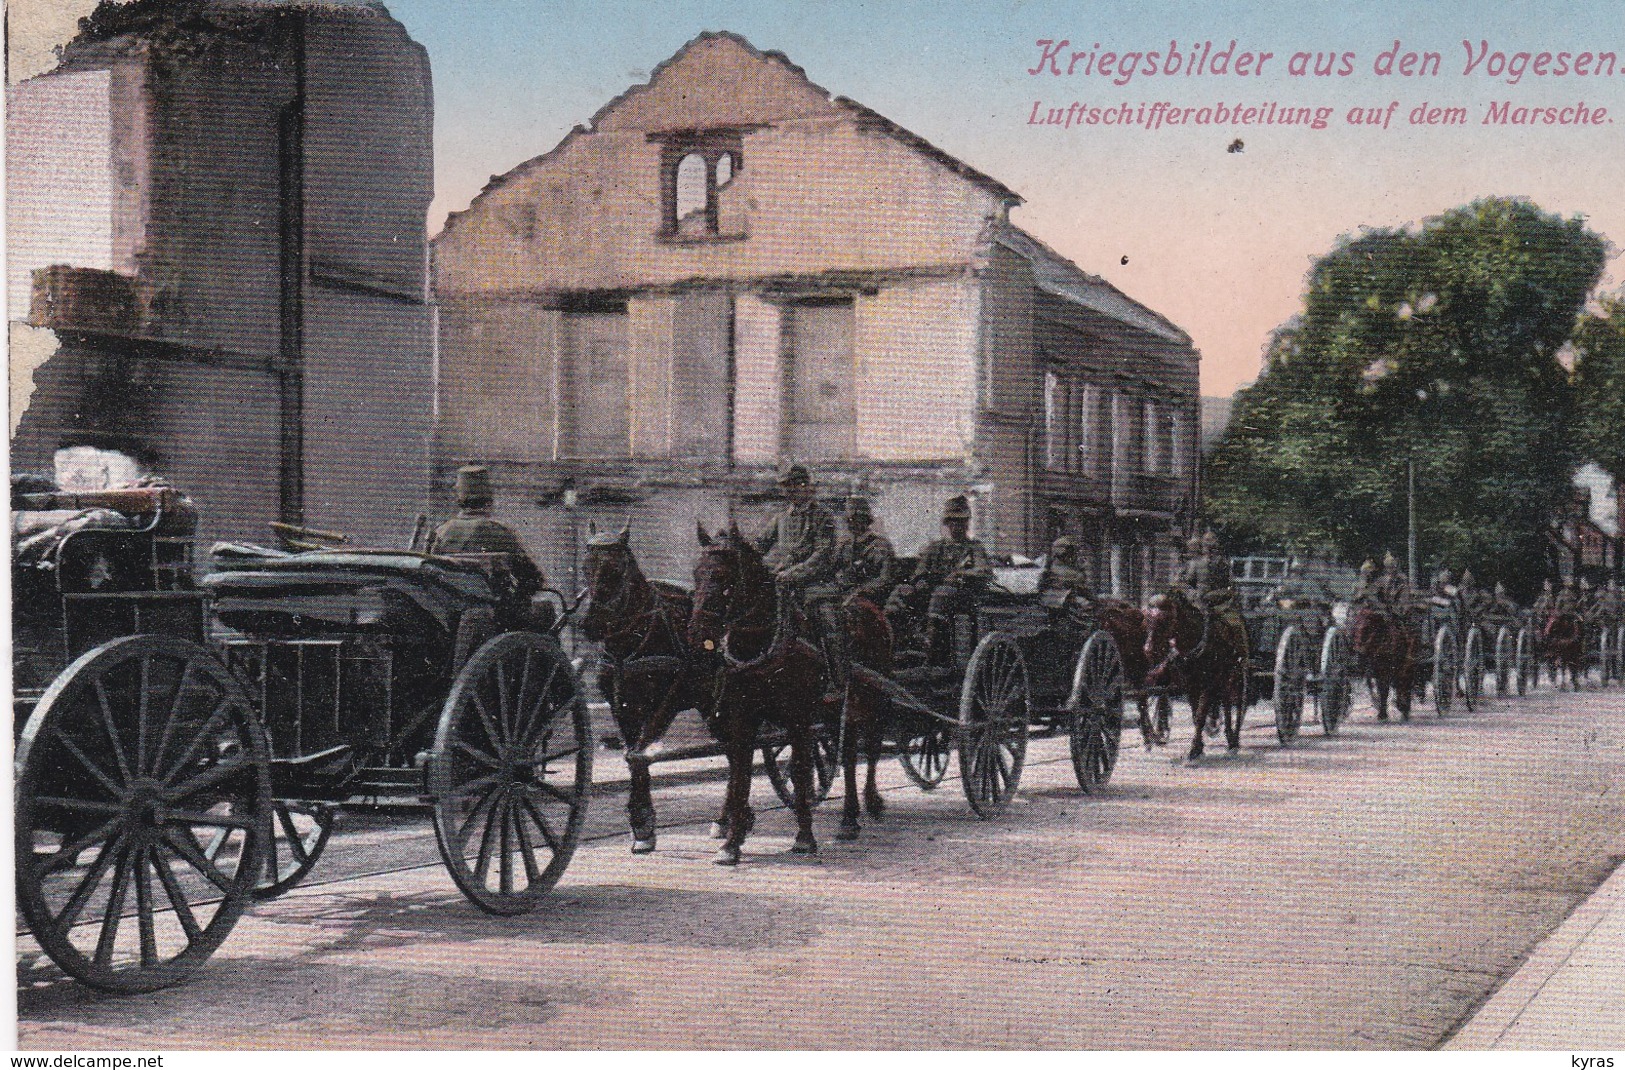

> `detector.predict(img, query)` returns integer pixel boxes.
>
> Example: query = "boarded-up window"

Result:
[671,292,732,457]
[784,299,855,462]
[560,310,629,458]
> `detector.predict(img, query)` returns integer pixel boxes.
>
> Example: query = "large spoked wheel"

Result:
[15,635,272,993]
[1462,626,1485,711]
[1515,626,1535,696]
[957,632,1030,818]
[1599,627,1617,687]
[1433,625,1459,715]
[1616,624,1625,684]
[898,725,953,791]
[1067,632,1125,794]
[762,730,837,807]
[1272,625,1310,744]
[1317,625,1352,736]
[428,631,592,916]
[1493,627,1514,696]
[247,800,337,901]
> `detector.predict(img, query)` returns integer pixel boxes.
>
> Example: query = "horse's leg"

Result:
[1374,676,1389,721]
[1187,691,1205,761]
[1138,695,1154,751]
[787,718,819,855]
[838,694,862,840]
[863,713,887,819]
[715,712,756,866]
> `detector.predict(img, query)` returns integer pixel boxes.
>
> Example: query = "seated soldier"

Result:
[886,495,991,666]
[804,496,895,696]
[1352,559,1380,607]
[429,465,548,630]
[1429,567,1459,609]
[1040,535,1097,604]
[1177,530,1235,610]
[1459,569,1491,620]
[1374,551,1414,611]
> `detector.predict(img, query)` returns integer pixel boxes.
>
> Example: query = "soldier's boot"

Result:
[816,603,849,703]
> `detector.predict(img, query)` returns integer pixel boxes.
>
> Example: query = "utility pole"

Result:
[1407,455,1417,586]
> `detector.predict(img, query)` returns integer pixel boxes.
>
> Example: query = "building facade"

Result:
[8,0,434,548]
[432,33,1199,601]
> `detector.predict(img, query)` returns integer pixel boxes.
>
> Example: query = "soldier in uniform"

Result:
[429,465,547,629]
[1554,576,1582,615]
[1459,569,1492,620]
[1429,567,1458,608]
[1352,558,1380,607]
[1040,535,1097,602]
[754,464,838,591]
[1491,581,1519,620]
[886,495,992,666]
[1532,578,1557,619]
[1374,551,1414,609]
[1177,531,1234,608]
[803,496,895,696]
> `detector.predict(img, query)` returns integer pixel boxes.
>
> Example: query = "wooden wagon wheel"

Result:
[1317,625,1352,736]
[246,801,337,901]
[428,631,592,916]
[1432,624,1459,715]
[1599,627,1618,687]
[1272,624,1310,744]
[1067,632,1125,794]
[1491,627,1513,696]
[15,635,271,993]
[1515,625,1535,696]
[1461,626,1486,711]
[957,632,1030,818]
[762,730,837,807]
[898,725,953,790]
[1616,624,1625,685]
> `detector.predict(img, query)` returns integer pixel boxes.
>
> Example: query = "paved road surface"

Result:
[18,686,1625,1049]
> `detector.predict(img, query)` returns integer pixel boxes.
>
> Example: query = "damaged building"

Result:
[7,0,434,548]
[432,32,1200,601]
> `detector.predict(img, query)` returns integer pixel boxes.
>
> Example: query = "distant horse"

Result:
[1543,609,1585,691]
[688,524,892,864]
[579,524,716,854]
[1143,588,1249,760]
[1353,604,1420,721]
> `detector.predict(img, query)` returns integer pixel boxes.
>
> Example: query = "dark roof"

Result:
[996,226,1191,345]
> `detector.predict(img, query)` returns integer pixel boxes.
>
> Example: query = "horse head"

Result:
[580,521,642,642]
[688,526,774,657]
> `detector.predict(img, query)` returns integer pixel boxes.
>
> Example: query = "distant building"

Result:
[433,32,1199,602]
[7,0,434,547]
[1553,464,1622,580]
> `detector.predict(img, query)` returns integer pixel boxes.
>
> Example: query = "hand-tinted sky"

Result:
[10,0,1624,394]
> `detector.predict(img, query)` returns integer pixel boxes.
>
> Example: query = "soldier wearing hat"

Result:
[1532,577,1557,619]
[886,494,991,666]
[1176,530,1233,608]
[1040,534,1096,603]
[429,465,546,626]
[1353,558,1380,608]
[1374,550,1413,608]
[754,464,837,591]
[804,496,897,696]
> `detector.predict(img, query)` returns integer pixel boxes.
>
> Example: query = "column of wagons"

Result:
[13,486,594,993]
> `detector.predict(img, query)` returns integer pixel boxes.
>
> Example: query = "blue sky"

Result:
[12,0,1625,394]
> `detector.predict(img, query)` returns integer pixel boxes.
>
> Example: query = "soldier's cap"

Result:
[455,464,493,506]
[1186,535,1204,553]
[778,464,811,487]
[1361,558,1377,575]
[942,495,972,521]
[845,496,873,521]
[1382,550,1399,570]
[1200,530,1220,550]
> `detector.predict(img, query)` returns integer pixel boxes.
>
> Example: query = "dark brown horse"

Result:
[1543,610,1585,690]
[689,524,890,864]
[580,524,715,854]
[1143,589,1249,760]
[1353,604,1419,721]
[1089,599,1163,747]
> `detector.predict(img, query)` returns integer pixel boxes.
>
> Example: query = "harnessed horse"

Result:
[1352,603,1420,721]
[1144,588,1249,759]
[1542,608,1586,690]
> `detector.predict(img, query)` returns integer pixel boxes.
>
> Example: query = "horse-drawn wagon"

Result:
[14,487,592,992]
[1240,596,1354,744]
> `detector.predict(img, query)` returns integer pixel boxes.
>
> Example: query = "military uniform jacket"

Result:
[756,501,837,585]
[914,536,992,587]
[1179,554,1233,601]
[429,513,544,597]
[832,530,896,601]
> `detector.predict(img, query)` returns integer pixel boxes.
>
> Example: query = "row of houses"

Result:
[8,2,1200,603]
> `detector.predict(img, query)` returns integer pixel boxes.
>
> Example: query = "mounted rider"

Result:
[802,495,896,696]
[1176,530,1235,609]
[1532,578,1557,619]
[1459,568,1494,620]
[1428,567,1459,608]
[886,495,992,667]
[1373,551,1414,610]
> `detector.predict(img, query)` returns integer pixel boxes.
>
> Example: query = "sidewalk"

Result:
[1447,858,1625,1049]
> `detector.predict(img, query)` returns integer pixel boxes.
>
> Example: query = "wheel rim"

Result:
[1463,628,1484,710]
[957,634,1029,818]
[1274,626,1307,743]
[1068,632,1124,794]
[1495,628,1513,695]
[1516,628,1532,695]
[15,636,270,993]
[1319,626,1350,735]
[899,727,952,790]
[762,731,837,806]
[244,800,336,901]
[1434,627,1458,714]
[429,632,591,916]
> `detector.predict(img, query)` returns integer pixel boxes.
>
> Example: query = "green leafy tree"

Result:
[1205,198,1607,596]
[1572,294,1625,483]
